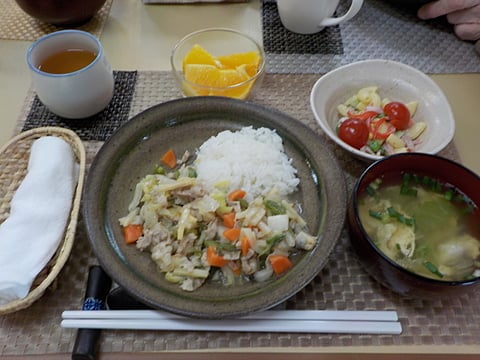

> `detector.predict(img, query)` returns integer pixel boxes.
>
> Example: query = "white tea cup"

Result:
[26,29,114,119]
[276,0,364,34]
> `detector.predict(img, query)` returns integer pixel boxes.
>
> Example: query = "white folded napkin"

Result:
[0,136,78,305]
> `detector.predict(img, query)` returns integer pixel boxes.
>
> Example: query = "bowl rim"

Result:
[350,152,480,286]
[170,27,266,91]
[310,59,456,162]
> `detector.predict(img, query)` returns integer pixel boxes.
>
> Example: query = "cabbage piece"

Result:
[296,231,316,250]
[412,198,458,237]
[281,200,306,227]
[267,214,289,232]
[177,207,197,240]
[155,177,196,193]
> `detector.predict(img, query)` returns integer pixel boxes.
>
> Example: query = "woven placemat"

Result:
[1,71,479,356]
[22,71,138,141]
[0,0,113,41]
[262,0,480,74]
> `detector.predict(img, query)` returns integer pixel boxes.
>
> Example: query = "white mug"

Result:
[26,29,114,119]
[276,0,364,34]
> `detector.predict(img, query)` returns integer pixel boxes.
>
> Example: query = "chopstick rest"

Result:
[0,136,78,305]
[72,266,112,360]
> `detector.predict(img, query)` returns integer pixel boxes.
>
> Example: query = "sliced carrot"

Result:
[227,189,246,201]
[240,235,250,257]
[206,245,228,267]
[160,149,176,168]
[269,254,292,275]
[123,224,143,244]
[223,212,236,228]
[223,227,241,242]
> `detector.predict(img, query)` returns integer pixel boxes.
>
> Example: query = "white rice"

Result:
[194,127,299,197]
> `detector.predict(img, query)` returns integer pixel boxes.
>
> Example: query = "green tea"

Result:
[38,48,97,74]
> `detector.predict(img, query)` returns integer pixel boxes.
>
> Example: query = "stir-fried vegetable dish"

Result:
[119,149,316,292]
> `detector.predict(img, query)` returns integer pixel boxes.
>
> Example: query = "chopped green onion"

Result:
[368,140,383,153]
[432,180,442,192]
[264,199,286,215]
[387,207,414,226]
[366,185,376,197]
[444,189,454,201]
[187,167,197,178]
[404,217,415,226]
[421,176,432,186]
[266,233,286,247]
[259,233,287,256]
[154,165,166,175]
[402,173,411,184]
[366,179,382,198]
[397,214,407,224]
[368,210,384,220]
[239,198,249,210]
[419,176,442,192]
[368,209,390,222]
[204,240,237,252]
[400,184,418,196]
[387,207,399,217]
[423,261,444,278]
[171,170,180,179]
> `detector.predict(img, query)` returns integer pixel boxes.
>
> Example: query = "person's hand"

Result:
[418,0,480,41]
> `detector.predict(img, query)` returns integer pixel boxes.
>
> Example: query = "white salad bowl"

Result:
[310,59,455,162]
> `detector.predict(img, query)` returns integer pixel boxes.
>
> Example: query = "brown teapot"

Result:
[15,0,107,26]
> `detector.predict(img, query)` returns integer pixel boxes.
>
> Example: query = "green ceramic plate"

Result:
[83,96,346,318]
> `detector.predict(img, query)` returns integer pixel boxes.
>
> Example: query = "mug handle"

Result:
[319,0,364,27]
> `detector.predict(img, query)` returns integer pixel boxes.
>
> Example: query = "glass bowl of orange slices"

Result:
[171,28,265,100]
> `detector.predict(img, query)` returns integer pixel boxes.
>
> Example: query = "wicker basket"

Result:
[0,127,86,315]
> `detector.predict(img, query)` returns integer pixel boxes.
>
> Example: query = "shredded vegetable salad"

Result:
[118,148,316,292]
[336,86,427,156]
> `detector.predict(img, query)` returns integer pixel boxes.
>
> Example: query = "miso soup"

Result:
[358,172,480,281]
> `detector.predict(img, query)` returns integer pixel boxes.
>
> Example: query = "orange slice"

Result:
[180,45,262,99]
[182,44,218,72]
[216,51,261,70]
[183,64,253,99]
[184,64,248,87]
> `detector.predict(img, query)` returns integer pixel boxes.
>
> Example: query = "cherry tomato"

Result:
[383,102,410,130]
[338,118,369,149]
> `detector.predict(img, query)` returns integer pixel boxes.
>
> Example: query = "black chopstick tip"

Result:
[71,266,112,360]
